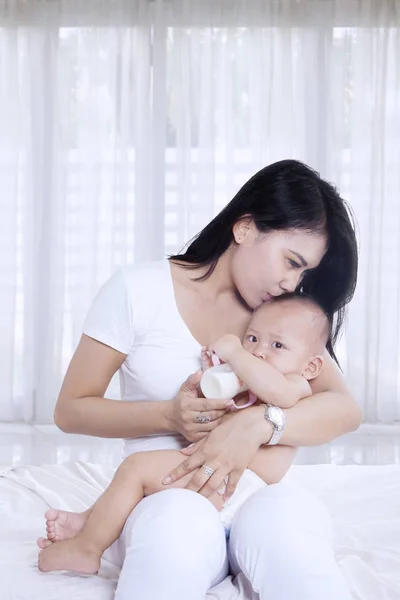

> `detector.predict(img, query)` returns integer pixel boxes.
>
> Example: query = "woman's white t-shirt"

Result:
[82,259,203,458]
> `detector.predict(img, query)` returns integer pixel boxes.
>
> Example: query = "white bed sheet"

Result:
[0,462,399,600]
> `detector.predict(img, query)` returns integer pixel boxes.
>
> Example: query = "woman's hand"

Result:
[163,405,273,500]
[167,370,234,442]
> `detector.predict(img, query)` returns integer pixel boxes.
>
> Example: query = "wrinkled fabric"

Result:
[0,463,399,599]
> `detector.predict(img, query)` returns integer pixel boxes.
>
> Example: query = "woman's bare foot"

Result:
[38,537,101,574]
[37,509,88,549]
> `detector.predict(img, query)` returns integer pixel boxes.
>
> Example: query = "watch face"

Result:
[269,406,285,429]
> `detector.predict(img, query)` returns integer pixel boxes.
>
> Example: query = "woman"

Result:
[44,160,361,599]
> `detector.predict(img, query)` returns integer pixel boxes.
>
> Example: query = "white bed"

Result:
[1,462,399,600]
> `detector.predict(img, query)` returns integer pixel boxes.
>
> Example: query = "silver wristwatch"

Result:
[263,404,286,445]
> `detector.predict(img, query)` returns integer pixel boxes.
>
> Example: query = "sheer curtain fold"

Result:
[0,0,399,422]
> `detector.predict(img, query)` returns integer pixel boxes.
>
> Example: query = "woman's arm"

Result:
[163,351,361,497]
[54,335,171,437]
[250,350,362,447]
[54,335,229,440]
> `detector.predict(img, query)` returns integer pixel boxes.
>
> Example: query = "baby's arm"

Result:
[213,335,311,408]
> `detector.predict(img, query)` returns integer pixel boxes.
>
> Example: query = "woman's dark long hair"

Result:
[170,159,358,364]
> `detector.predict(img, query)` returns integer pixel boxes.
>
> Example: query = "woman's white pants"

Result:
[109,482,352,600]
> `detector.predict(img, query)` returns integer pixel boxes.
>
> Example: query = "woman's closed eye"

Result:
[288,258,311,285]
[288,258,301,269]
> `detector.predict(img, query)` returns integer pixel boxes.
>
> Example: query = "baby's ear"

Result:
[303,355,324,381]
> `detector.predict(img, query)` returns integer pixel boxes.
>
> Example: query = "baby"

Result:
[37,293,331,574]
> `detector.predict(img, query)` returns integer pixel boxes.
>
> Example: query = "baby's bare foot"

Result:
[40,509,87,545]
[37,538,53,550]
[38,538,101,574]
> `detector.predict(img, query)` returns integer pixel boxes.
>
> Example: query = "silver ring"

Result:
[203,465,215,478]
[194,413,211,424]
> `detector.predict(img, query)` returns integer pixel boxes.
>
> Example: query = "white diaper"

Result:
[220,468,266,534]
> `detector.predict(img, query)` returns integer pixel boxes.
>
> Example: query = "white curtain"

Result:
[0,0,399,424]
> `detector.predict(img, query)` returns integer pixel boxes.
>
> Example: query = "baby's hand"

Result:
[201,346,214,372]
[212,334,243,362]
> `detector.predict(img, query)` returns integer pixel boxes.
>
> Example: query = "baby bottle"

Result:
[200,363,248,399]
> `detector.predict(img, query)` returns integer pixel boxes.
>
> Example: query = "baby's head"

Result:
[243,294,331,381]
